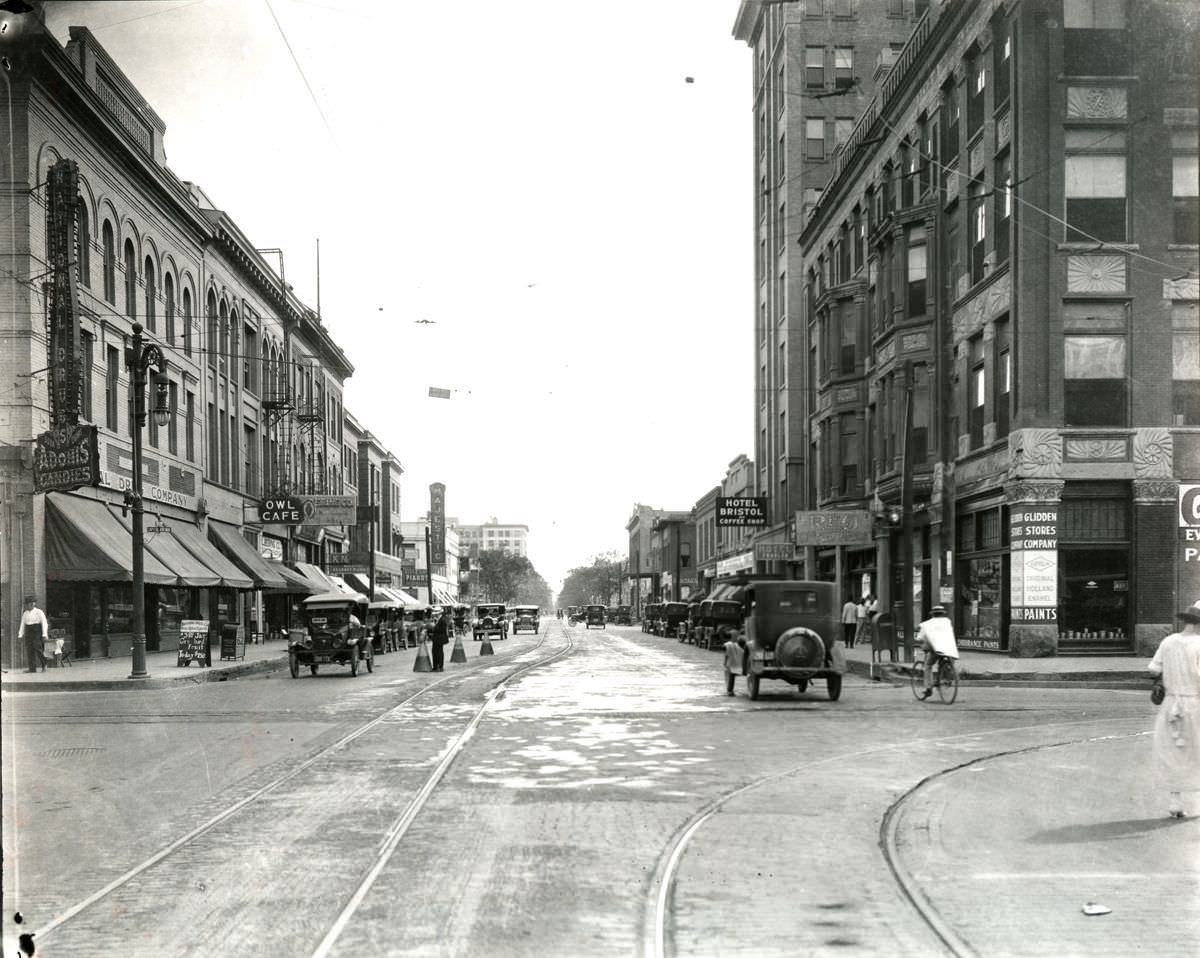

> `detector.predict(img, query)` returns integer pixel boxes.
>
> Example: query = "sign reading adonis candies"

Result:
[716,497,768,527]
[33,424,99,493]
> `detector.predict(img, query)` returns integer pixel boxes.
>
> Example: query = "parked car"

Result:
[512,604,540,634]
[474,603,508,641]
[584,604,607,629]
[659,601,689,638]
[291,592,375,677]
[642,604,661,634]
[722,579,845,701]
[566,605,581,624]
[696,598,743,651]
[678,599,704,644]
[612,605,633,626]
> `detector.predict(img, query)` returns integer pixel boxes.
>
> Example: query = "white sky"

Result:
[42,0,755,591]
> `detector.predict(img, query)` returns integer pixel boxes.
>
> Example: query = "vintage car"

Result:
[291,592,375,677]
[697,598,743,651]
[365,599,402,654]
[722,580,845,701]
[474,603,508,641]
[612,605,633,626]
[584,604,607,629]
[658,601,689,638]
[511,604,540,634]
[402,605,431,648]
[566,605,582,624]
[678,598,704,644]
[642,603,661,634]
[452,604,470,635]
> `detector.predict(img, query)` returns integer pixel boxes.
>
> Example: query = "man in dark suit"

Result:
[431,608,449,671]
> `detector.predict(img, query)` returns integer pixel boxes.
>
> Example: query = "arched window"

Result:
[206,292,218,370]
[182,286,193,356]
[229,307,240,382]
[144,256,156,332]
[102,221,115,303]
[164,273,175,344]
[261,340,269,397]
[218,300,230,373]
[123,239,137,319]
[316,452,324,494]
[76,200,90,288]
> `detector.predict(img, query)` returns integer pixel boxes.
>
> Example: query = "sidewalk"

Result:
[0,639,293,692]
[843,639,1155,687]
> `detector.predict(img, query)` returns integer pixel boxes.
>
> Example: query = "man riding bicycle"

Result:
[917,605,958,700]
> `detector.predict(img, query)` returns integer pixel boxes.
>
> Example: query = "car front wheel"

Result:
[350,645,360,677]
[289,651,299,678]
[747,672,760,701]
[827,674,843,701]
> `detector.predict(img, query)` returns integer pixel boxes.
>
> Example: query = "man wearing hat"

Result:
[18,595,49,673]
[916,604,958,700]
[1147,599,1200,818]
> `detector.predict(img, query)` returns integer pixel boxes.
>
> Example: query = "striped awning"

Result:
[294,562,338,593]
[432,587,457,606]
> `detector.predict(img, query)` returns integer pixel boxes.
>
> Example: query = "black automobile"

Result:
[291,593,375,677]
[584,604,607,629]
[511,604,540,634]
[642,604,661,633]
[722,580,846,701]
[659,602,689,638]
[612,605,633,626]
[697,599,742,651]
[474,603,508,641]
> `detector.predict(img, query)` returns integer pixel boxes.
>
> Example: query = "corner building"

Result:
[798,0,1198,656]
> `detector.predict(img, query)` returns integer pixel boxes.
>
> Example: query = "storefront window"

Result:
[1058,547,1129,645]
[960,556,1004,651]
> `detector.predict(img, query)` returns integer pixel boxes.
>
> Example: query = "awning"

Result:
[344,572,371,595]
[378,586,417,607]
[44,493,175,584]
[263,561,319,595]
[111,509,223,588]
[328,574,365,598]
[165,518,254,589]
[294,562,338,593]
[208,522,287,590]
[433,587,457,606]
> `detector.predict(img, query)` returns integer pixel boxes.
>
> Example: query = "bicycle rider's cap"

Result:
[1178,600,1200,622]
[930,605,946,615]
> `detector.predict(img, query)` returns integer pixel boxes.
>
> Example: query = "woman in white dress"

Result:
[1147,600,1200,818]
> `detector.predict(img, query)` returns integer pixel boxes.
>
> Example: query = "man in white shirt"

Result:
[916,604,958,700]
[18,595,49,673]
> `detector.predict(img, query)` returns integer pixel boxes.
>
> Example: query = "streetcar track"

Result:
[647,715,1148,958]
[33,624,574,949]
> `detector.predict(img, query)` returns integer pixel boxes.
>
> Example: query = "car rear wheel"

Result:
[366,647,375,674]
[289,651,299,678]
[724,667,735,696]
[827,674,843,701]
[310,663,319,675]
[796,679,808,694]
[350,645,360,677]
[747,672,760,701]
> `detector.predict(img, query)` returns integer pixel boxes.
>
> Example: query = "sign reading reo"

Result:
[794,510,872,546]
[33,424,99,493]
[716,496,768,527]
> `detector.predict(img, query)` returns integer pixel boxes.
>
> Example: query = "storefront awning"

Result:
[165,518,253,589]
[208,522,287,590]
[110,509,223,588]
[294,562,338,593]
[45,493,175,585]
[262,561,319,595]
[432,587,457,606]
[328,574,365,598]
[378,585,417,607]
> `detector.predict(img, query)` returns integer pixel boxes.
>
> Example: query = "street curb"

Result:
[0,654,288,692]
[845,657,1151,690]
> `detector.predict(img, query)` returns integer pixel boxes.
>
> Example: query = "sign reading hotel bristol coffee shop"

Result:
[716,497,768,527]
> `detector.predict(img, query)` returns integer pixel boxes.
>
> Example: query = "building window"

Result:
[839,308,856,375]
[105,345,120,432]
[995,152,1012,265]
[839,412,858,494]
[1173,304,1200,425]
[143,256,156,332]
[1065,335,1127,426]
[942,82,960,166]
[207,401,218,480]
[968,56,986,138]
[123,239,137,319]
[887,0,903,16]
[163,273,175,345]
[994,20,1011,107]
[102,221,115,304]
[775,131,786,182]
[834,47,853,90]
[245,424,257,496]
[1063,0,1128,75]
[970,181,988,284]
[182,287,193,357]
[834,117,853,152]
[206,293,218,371]
[907,229,927,317]
[75,200,90,288]
[81,332,93,421]
[243,323,258,392]
[168,381,178,455]
[1174,155,1199,245]
[1065,153,1126,242]
[969,336,986,449]
[995,320,1011,438]
[834,0,852,17]
[853,207,864,272]
[806,118,825,159]
[805,47,824,89]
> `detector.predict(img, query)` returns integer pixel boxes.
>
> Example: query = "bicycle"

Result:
[910,651,959,704]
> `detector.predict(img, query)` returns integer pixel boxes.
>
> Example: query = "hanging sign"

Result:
[716,497,768,527]
[32,424,99,493]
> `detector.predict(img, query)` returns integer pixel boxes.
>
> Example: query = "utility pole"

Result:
[425,526,435,606]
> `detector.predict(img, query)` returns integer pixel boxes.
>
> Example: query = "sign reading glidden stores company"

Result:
[33,424,99,493]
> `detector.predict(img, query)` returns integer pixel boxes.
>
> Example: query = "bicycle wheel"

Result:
[937,657,959,704]
[910,658,926,700]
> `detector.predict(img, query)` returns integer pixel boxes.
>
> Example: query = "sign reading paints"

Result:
[1009,505,1058,624]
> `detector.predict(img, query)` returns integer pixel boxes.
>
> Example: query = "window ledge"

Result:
[1167,244,1199,252]
[1056,243,1140,253]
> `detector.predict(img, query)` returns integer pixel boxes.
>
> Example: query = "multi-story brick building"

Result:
[732,0,927,563]
[454,520,528,558]
[798,0,1199,656]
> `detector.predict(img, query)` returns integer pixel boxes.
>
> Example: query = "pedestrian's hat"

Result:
[23,594,36,604]
[1179,600,1200,622]
[930,604,946,615]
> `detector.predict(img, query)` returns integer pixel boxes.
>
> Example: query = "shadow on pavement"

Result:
[1028,817,1196,844]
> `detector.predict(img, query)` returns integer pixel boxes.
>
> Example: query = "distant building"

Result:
[453,519,529,558]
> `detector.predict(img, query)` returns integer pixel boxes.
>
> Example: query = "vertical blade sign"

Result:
[48,159,82,427]
[429,482,446,565]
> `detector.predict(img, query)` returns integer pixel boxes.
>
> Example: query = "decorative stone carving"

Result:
[946,169,960,202]
[1133,428,1173,478]
[1066,255,1126,293]
[1164,107,1199,127]
[1066,86,1127,119]
[1009,429,1062,479]
[1164,278,1200,300]
[878,340,896,365]
[1064,436,1129,461]
[836,386,858,405]
[956,447,1009,488]
[970,140,985,177]
[1004,478,1064,504]
[931,461,945,503]
[996,110,1011,148]
[1133,479,1177,503]
[953,274,1012,343]
[901,331,929,352]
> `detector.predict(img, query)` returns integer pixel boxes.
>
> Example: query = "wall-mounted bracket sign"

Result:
[716,496,768,527]
[257,496,304,524]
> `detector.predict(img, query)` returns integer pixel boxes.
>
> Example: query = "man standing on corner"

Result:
[431,607,449,672]
[19,595,49,673]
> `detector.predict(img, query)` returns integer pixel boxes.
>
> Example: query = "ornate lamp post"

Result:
[124,322,170,679]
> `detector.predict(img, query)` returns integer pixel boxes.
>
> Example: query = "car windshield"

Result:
[307,608,349,628]
[775,590,820,613]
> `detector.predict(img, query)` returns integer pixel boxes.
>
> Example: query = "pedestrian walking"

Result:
[1147,600,1200,818]
[431,608,449,672]
[18,595,49,672]
[841,596,858,648]
[854,597,869,646]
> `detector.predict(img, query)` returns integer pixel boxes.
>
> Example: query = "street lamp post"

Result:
[124,322,170,679]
